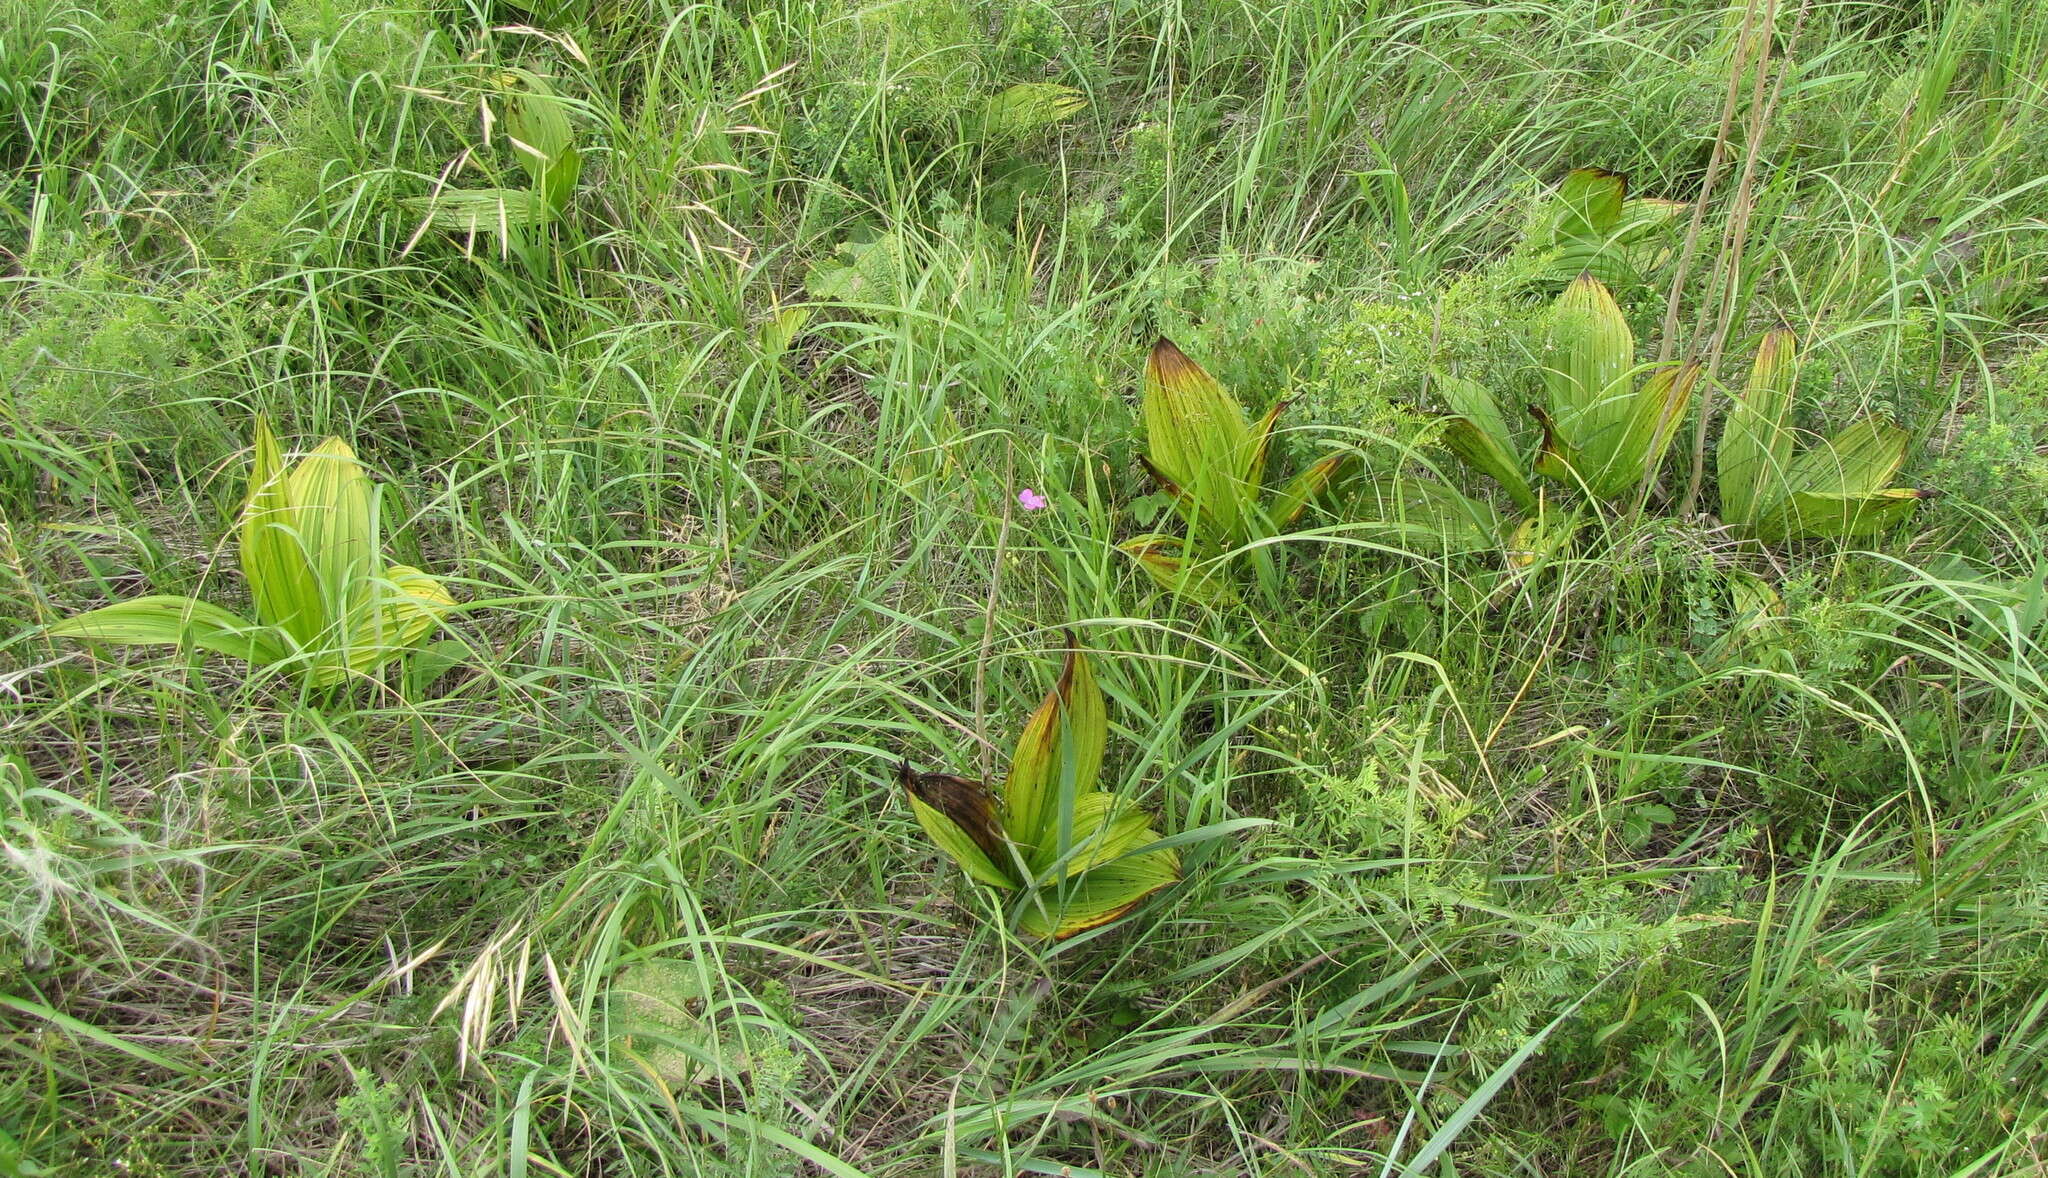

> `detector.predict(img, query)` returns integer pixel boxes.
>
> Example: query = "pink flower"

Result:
[1017,488,1049,511]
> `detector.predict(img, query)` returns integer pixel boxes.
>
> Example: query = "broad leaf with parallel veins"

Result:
[1716,331,1932,542]
[897,633,1179,939]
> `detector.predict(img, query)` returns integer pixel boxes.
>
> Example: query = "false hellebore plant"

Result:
[1121,339,1355,598]
[1443,275,1699,511]
[410,68,582,241]
[1512,167,1688,289]
[1717,329,1932,542]
[897,633,1178,939]
[1404,275,1697,563]
[50,417,454,687]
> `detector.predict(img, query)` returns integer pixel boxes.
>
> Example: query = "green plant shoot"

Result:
[1120,339,1355,598]
[409,68,582,239]
[1531,276,1700,501]
[1514,167,1689,287]
[897,633,1178,939]
[1438,276,1695,509]
[49,417,454,687]
[1717,330,1934,542]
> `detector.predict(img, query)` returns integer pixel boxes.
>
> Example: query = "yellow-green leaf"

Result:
[1142,339,1255,544]
[1718,330,1800,528]
[1585,361,1698,500]
[1708,569,1788,665]
[1553,167,1627,243]
[48,596,287,667]
[1017,840,1179,940]
[240,416,322,642]
[1268,451,1360,528]
[1436,375,1535,511]
[1504,510,1576,569]
[334,565,456,679]
[906,792,1019,890]
[1541,277,1636,469]
[1029,790,1156,881]
[1351,475,1504,553]
[1246,398,1287,491]
[1118,534,1234,603]
[1002,634,1107,853]
[496,68,580,210]
[1617,197,1688,242]
[284,436,378,640]
[406,188,549,235]
[1783,418,1910,498]
[1529,404,1583,486]
[757,305,811,361]
[979,82,1087,145]
[1754,487,1932,543]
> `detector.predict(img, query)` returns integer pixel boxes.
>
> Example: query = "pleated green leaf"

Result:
[1245,397,1287,491]
[1017,840,1180,940]
[48,596,289,668]
[1784,418,1910,497]
[1268,451,1360,529]
[1029,790,1158,882]
[1540,277,1636,463]
[1002,635,1107,854]
[1754,487,1932,543]
[904,634,1178,939]
[1118,533,1234,603]
[1436,375,1537,512]
[1718,330,1800,528]
[283,436,378,645]
[1552,167,1627,244]
[1583,362,1698,500]
[1351,475,1505,553]
[406,188,548,236]
[1141,339,1256,544]
[1504,510,1577,568]
[240,416,321,643]
[496,68,581,212]
[62,418,457,690]
[330,565,456,683]
[906,793,1019,890]
[978,82,1087,146]
[1530,404,1583,486]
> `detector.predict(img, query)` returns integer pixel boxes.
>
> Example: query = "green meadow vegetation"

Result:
[5,0,2048,1173]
